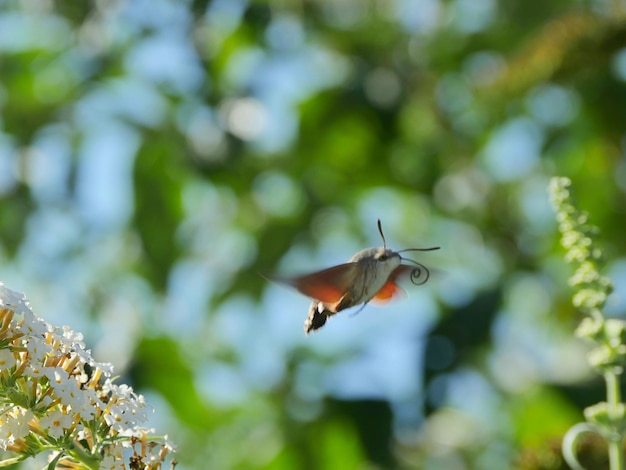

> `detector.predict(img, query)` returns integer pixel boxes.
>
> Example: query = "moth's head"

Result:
[375,247,402,274]
[374,247,401,263]
[348,219,440,283]
[350,247,401,272]
[348,220,402,272]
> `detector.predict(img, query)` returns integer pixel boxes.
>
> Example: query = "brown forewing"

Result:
[283,263,359,304]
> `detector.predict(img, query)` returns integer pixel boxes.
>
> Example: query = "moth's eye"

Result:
[379,254,388,261]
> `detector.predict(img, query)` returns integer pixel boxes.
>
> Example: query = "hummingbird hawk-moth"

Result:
[273,220,439,334]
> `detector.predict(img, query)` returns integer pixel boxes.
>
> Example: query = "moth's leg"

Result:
[333,292,356,313]
[348,302,368,317]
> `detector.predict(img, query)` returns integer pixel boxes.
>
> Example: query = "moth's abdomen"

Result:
[305,301,329,334]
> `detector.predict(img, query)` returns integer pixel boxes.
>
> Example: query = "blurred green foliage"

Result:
[2,0,626,469]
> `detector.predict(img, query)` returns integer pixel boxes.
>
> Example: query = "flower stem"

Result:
[0,457,25,467]
[606,370,625,470]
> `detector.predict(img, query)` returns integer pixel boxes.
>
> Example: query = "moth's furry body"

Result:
[304,248,402,333]
[272,220,439,334]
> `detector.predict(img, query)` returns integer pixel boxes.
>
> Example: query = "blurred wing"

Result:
[371,265,411,304]
[372,281,405,303]
[281,263,359,304]
[389,265,413,281]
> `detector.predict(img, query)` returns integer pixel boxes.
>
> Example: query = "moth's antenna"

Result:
[377,219,387,249]
[399,247,441,252]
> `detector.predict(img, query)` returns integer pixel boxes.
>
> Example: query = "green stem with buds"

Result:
[549,176,624,470]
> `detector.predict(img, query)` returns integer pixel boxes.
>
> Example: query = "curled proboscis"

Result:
[407,260,430,286]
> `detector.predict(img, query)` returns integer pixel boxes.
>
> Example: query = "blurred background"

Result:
[2,0,626,468]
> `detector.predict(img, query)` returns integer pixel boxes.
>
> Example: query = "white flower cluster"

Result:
[0,283,175,469]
